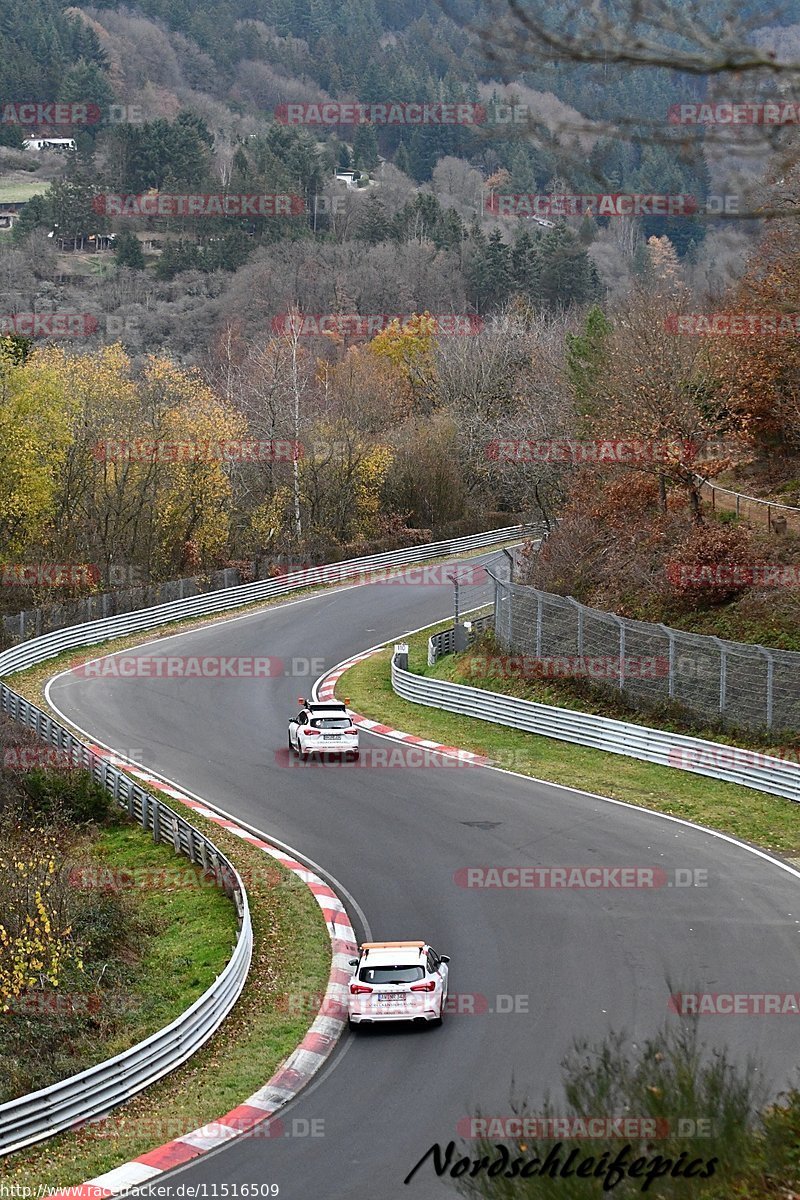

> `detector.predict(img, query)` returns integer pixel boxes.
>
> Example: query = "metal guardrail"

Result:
[0,523,536,1153]
[392,649,800,805]
[0,687,252,1156]
[428,614,494,665]
[0,524,541,680]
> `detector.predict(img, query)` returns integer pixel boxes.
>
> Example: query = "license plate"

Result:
[377,993,402,1002]
[323,735,340,741]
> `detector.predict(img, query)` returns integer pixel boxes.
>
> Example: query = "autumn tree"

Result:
[712,223,800,460]
[587,243,727,519]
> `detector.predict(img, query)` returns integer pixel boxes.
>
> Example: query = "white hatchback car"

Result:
[347,941,450,1028]
[288,700,359,760]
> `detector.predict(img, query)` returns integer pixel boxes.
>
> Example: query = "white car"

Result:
[347,940,450,1028]
[288,699,359,760]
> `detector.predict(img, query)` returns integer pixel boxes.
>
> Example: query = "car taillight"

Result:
[305,729,320,735]
[347,728,358,735]
[350,984,373,994]
[410,980,436,992]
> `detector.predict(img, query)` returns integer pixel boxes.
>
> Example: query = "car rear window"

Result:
[358,965,425,984]
[311,718,351,729]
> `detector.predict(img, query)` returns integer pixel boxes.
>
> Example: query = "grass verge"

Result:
[2,803,331,1189]
[339,620,800,861]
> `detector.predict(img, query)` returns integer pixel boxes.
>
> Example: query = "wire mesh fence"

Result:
[696,478,800,534]
[492,577,800,735]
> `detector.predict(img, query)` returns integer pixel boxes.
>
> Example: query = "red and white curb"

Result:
[316,648,489,766]
[50,758,356,1200]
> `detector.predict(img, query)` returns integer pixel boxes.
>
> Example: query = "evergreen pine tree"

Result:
[114,228,145,269]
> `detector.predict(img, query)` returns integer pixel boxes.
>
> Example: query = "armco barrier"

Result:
[427,613,494,665]
[0,687,252,1156]
[0,524,541,680]
[393,650,800,804]
[0,524,537,1154]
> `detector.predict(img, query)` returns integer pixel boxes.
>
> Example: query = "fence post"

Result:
[758,647,775,729]
[568,597,584,660]
[711,638,727,715]
[617,618,625,690]
[657,624,676,698]
[736,493,740,518]
[536,590,543,659]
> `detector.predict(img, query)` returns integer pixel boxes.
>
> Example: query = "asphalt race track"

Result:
[48,552,800,1199]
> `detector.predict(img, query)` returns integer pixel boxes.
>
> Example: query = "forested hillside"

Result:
[1,0,798,609]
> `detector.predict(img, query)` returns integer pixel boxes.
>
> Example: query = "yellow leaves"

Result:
[247,488,292,552]
[370,313,437,370]
[148,357,247,573]
[0,834,80,1010]
[0,345,80,553]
